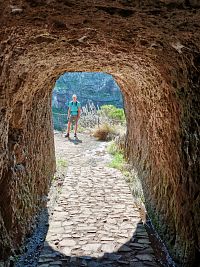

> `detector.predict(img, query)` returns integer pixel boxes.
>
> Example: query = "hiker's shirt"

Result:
[68,101,81,116]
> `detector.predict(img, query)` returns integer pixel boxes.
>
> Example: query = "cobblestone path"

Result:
[38,133,159,267]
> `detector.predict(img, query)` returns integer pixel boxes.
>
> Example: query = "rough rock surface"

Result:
[0,1,200,266]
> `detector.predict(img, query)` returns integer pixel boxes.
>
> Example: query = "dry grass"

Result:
[93,123,115,141]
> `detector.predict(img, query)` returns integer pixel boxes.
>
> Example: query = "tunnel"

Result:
[0,0,200,266]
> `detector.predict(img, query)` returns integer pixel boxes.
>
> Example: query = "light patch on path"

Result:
[37,133,159,267]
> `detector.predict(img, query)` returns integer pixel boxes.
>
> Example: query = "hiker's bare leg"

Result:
[67,120,71,134]
[74,118,78,134]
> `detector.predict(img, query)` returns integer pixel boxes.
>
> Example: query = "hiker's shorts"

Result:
[69,115,78,123]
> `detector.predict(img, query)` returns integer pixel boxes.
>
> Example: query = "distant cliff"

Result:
[52,72,124,109]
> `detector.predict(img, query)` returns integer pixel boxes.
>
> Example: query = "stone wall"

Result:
[0,0,199,266]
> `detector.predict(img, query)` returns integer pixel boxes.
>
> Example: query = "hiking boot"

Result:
[65,133,69,138]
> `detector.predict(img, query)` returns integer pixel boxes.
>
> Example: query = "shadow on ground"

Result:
[68,137,83,145]
[37,220,163,267]
[13,205,175,267]
[14,208,175,267]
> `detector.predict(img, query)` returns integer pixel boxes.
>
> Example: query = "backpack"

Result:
[69,101,79,114]
[71,101,77,106]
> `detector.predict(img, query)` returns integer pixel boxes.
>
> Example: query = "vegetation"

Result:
[51,157,68,182]
[52,102,126,132]
[107,141,120,155]
[56,157,68,168]
[79,101,100,128]
[77,125,87,133]
[81,104,126,127]
[98,105,126,123]
[93,123,115,141]
[107,141,126,170]
[79,103,126,140]
[109,151,126,170]
[107,141,144,202]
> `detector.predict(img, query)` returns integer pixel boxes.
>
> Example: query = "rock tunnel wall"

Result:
[0,84,55,257]
[0,0,200,266]
[123,49,200,266]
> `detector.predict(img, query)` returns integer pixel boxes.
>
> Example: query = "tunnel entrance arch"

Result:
[1,56,196,266]
[51,72,126,135]
[0,4,200,263]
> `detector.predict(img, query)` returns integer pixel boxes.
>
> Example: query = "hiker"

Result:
[65,94,81,138]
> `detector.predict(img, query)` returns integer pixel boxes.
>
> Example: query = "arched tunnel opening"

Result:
[0,1,200,267]
[51,72,125,134]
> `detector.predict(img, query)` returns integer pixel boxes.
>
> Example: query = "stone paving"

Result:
[37,133,160,267]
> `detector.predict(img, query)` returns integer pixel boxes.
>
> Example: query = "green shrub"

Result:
[107,141,144,202]
[107,141,126,170]
[108,152,126,171]
[99,105,126,123]
[107,141,121,155]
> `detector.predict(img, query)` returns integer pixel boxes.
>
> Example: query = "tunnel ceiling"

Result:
[0,1,200,267]
[0,0,200,111]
